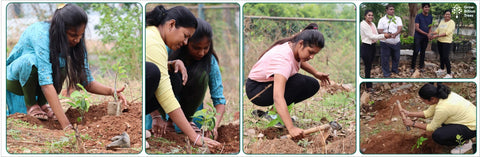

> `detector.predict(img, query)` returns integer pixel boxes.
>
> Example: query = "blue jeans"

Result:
[380,42,400,77]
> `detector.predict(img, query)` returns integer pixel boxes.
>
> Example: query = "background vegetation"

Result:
[244,3,356,84]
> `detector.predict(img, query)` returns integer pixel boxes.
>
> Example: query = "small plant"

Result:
[266,103,294,127]
[455,134,466,146]
[63,83,90,123]
[368,100,375,105]
[191,102,219,139]
[411,136,428,151]
[297,139,313,148]
[111,62,127,116]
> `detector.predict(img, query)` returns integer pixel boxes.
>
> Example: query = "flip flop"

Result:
[27,104,48,120]
[41,104,57,121]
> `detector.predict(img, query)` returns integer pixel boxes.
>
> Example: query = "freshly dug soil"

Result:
[7,102,142,154]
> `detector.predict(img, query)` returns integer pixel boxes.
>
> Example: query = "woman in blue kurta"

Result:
[147,18,226,139]
[6,4,126,130]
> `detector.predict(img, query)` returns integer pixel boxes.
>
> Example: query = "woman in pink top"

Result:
[246,23,330,139]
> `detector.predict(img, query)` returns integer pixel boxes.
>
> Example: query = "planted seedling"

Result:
[63,83,90,123]
[266,103,294,127]
[191,102,219,150]
[108,62,127,116]
[411,136,428,151]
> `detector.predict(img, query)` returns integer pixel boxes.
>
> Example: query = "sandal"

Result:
[27,104,48,120]
[41,104,57,121]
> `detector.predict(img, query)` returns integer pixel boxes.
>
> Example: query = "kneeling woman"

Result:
[401,83,476,154]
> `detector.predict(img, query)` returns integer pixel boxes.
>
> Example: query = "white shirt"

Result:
[360,20,386,44]
[377,15,402,44]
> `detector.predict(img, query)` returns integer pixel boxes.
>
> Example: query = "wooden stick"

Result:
[281,123,331,139]
[396,100,411,131]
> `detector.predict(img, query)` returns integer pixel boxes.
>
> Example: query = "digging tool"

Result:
[396,100,411,131]
[280,121,342,139]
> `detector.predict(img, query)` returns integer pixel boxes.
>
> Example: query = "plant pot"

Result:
[108,101,121,116]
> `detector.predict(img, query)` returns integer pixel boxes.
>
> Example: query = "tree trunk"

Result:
[408,3,419,37]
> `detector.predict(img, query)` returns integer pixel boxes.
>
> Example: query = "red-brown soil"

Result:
[361,131,443,154]
[6,102,142,154]
[360,82,477,154]
[146,123,239,154]
[245,127,356,154]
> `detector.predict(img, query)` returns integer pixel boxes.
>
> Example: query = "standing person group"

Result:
[361,3,457,80]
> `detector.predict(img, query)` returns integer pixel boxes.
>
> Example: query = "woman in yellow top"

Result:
[145,5,220,148]
[430,10,455,78]
[401,83,476,154]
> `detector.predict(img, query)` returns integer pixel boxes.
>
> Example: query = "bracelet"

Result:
[412,121,416,128]
[193,134,201,145]
[152,115,163,119]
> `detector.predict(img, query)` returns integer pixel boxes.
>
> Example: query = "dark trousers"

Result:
[360,43,376,88]
[411,37,428,69]
[380,42,400,77]
[432,124,476,146]
[6,66,65,107]
[437,42,452,74]
[245,73,319,106]
[145,62,162,115]
[169,70,208,122]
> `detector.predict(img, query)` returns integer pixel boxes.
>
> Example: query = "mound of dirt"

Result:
[361,131,444,154]
[246,126,356,154]
[146,124,240,154]
[7,102,142,154]
[248,138,303,154]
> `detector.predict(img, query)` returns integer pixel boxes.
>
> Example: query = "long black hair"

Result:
[169,18,218,80]
[418,83,451,100]
[258,23,324,59]
[49,3,88,93]
[146,5,197,29]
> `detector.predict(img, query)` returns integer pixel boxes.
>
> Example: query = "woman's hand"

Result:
[403,118,414,126]
[151,116,168,137]
[114,86,127,106]
[170,60,188,85]
[314,72,331,86]
[400,109,411,117]
[193,134,221,148]
[288,126,305,140]
[205,127,219,140]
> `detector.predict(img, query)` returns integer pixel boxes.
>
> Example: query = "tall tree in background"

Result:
[408,3,419,36]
